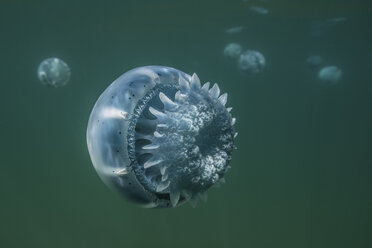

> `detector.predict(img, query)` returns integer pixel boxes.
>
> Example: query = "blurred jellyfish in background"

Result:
[308,20,326,37]
[306,55,324,68]
[37,57,71,87]
[225,26,244,35]
[224,43,243,59]
[238,50,266,73]
[326,17,347,26]
[318,66,342,84]
[309,17,347,37]
[250,6,269,15]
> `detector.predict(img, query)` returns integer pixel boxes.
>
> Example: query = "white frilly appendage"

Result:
[137,73,237,207]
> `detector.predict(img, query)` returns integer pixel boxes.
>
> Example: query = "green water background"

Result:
[0,0,371,247]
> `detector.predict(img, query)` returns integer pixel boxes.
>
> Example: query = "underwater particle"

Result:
[238,50,266,73]
[225,26,244,35]
[37,58,71,87]
[86,66,237,208]
[250,6,269,15]
[318,66,342,84]
[224,43,243,59]
[306,55,324,68]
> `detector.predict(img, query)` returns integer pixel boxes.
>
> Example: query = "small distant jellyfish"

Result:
[238,50,266,73]
[224,43,243,59]
[250,6,269,15]
[318,66,342,84]
[225,26,244,35]
[306,55,323,68]
[86,66,237,208]
[37,58,71,87]
[326,17,347,26]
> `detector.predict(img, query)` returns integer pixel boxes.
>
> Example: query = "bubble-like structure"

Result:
[224,43,243,59]
[238,50,266,73]
[87,66,237,208]
[318,66,342,84]
[37,58,71,87]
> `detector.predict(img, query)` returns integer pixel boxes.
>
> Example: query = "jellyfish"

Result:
[86,66,237,208]
[308,17,347,37]
[224,43,243,59]
[326,17,347,26]
[250,6,269,15]
[306,55,324,68]
[37,58,71,87]
[318,66,342,84]
[225,26,244,35]
[238,50,266,73]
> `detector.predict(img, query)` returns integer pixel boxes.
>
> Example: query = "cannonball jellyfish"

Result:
[224,43,243,59]
[238,50,266,73]
[318,66,342,84]
[86,66,237,208]
[37,58,71,87]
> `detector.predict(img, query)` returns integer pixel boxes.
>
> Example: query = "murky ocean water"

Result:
[0,0,371,247]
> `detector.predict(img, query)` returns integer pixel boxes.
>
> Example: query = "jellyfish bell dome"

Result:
[86,66,237,208]
[37,57,71,87]
[238,50,266,73]
[318,66,342,84]
[224,43,243,59]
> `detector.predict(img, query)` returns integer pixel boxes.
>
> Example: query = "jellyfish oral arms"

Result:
[86,66,237,208]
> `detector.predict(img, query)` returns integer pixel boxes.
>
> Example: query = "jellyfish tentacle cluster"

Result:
[87,66,236,208]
